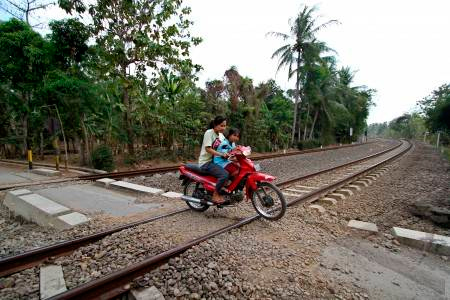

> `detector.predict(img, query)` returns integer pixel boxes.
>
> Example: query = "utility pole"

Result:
[52,104,68,170]
[436,131,441,148]
[42,104,69,170]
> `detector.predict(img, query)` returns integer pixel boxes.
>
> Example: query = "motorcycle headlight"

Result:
[242,148,251,156]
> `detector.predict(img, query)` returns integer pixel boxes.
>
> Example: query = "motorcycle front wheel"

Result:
[184,180,209,212]
[251,182,286,220]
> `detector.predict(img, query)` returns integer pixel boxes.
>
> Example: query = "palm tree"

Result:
[268,5,338,145]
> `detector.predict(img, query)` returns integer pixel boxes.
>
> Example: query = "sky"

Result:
[2,0,450,124]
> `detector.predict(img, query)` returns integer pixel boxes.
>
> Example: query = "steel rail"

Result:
[287,140,412,206]
[0,208,189,277]
[0,141,376,190]
[0,141,402,277]
[48,140,411,300]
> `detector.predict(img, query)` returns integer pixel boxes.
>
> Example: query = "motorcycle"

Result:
[179,146,286,220]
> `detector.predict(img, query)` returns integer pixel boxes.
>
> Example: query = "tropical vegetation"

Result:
[0,2,375,169]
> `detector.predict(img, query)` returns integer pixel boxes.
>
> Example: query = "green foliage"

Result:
[48,18,90,69]
[297,139,321,150]
[0,4,377,164]
[368,113,426,140]
[91,145,115,171]
[418,84,450,133]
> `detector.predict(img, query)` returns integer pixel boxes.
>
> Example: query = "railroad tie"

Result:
[347,184,361,192]
[337,188,353,197]
[318,197,337,206]
[282,192,303,198]
[308,204,326,214]
[328,192,346,201]
[294,185,317,190]
[286,188,310,194]
[355,179,371,187]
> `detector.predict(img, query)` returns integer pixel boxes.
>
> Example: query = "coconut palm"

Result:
[268,5,338,145]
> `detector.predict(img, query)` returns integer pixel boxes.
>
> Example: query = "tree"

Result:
[0,19,49,154]
[60,0,202,156]
[0,0,55,27]
[268,5,337,145]
[419,84,450,133]
[48,18,90,70]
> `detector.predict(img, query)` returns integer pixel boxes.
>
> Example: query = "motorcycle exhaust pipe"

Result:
[181,195,214,206]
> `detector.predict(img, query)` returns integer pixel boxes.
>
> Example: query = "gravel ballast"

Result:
[4,139,447,299]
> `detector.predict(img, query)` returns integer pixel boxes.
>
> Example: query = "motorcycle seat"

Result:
[184,163,210,175]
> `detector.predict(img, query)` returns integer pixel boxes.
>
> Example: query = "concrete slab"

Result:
[285,188,310,194]
[56,212,89,229]
[36,185,161,217]
[320,238,450,300]
[20,194,70,216]
[9,189,33,196]
[6,194,71,228]
[4,189,32,204]
[32,168,61,177]
[3,189,33,213]
[40,265,67,299]
[161,191,183,199]
[391,227,450,256]
[0,166,48,184]
[318,197,337,206]
[309,204,325,213]
[130,286,165,300]
[95,178,116,187]
[348,220,378,233]
[110,181,163,195]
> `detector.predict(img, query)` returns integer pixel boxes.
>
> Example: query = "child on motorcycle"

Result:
[214,128,240,178]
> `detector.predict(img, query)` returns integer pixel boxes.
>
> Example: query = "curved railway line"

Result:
[0,142,374,191]
[0,140,411,300]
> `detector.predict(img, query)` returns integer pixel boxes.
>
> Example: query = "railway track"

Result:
[0,140,411,300]
[0,142,374,191]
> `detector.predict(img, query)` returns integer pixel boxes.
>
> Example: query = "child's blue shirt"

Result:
[213,139,236,168]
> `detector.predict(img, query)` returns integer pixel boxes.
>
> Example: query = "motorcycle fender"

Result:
[245,173,276,198]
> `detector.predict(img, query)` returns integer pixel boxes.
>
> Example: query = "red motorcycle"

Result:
[179,146,286,220]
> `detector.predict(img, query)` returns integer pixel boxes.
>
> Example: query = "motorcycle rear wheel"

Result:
[184,181,209,212]
[251,182,286,220]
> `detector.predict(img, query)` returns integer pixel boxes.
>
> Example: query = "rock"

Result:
[327,285,336,294]
[80,262,88,271]
[173,288,182,297]
[209,281,218,291]
[207,262,217,269]
[94,251,106,259]
[0,277,15,288]
[190,292,201,299]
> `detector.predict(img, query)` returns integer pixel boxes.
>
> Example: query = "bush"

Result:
[297,139,322,150]
[91,145,115,171]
